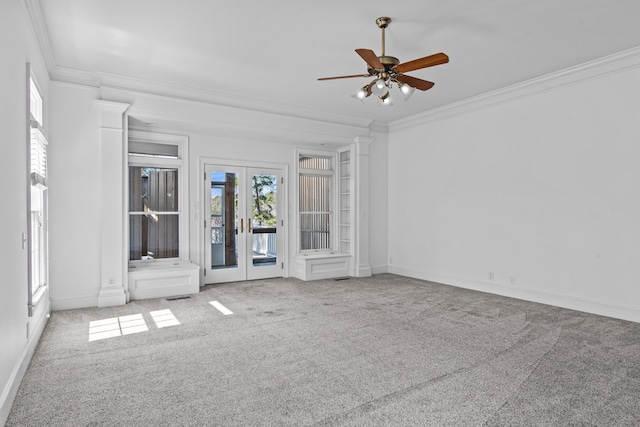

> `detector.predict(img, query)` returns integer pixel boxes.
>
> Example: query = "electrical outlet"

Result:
[489,272,495,281]
[508,275,516,285]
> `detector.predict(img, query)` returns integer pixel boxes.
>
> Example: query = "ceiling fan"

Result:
[318,17,449,106]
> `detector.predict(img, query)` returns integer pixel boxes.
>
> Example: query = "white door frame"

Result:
[201,158,288,284]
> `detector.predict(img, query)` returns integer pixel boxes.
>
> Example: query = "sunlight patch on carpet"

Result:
[119,313,149,335]
[209,300,233,315]
[88,313,149,342]
[150,309,181,328]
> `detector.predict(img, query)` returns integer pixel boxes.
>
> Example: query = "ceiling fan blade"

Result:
[395,74,435,91]
[355,48,384,70]
[395,52,449,73]
[317,74,370,81]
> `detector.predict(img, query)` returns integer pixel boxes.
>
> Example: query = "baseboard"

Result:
[50,294,98,311]
[0,308,49,425]
[354,264,373,278]
[388,266,640,324]
[371,265,388,275]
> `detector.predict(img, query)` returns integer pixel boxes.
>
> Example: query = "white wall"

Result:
[388,61,640,322]
[0,1,51,423]
[48,82,101,308]
[48,82,387,305]
[369,125,389,273]
[187,131,300,279]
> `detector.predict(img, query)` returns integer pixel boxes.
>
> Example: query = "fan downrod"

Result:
[374,17,397,67]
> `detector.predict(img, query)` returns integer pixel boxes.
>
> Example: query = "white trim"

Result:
[199,157,289,285]
[0,305,48,425]
[51,66,374,130]
[128,261,199,300]
[352,137,373,278]
[31,283,47,309]
[371,265,388,275]
[96,100,130,307]
[295,148,339,254]
[29,76,43,126]
[127,131,190,267]
[23,0,56,71]
[390,46,640,131]
[294,253,352,281]
[388,266,640,324]
[122,94,367,146]
[50,294,99,311]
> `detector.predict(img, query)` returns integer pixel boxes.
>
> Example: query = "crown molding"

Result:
[97,84,369,145]
[24,0,373,132]
[390,46,640,132]
[48,64,374,131]
[49,66,102,88]
[23,0,55,70]
[369,120,389,134]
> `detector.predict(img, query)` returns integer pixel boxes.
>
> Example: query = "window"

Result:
[128,167,179,260]
[298,153,334,251]
[128,136,185,263]
[30,77,43,124]
[28,73,48,311]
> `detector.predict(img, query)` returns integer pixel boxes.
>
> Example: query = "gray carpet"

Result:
[6,274,640,426]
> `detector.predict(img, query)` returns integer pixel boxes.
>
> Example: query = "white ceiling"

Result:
[35,0,640,125]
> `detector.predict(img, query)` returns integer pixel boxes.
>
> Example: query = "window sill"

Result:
[31,285,48,311]
[295,252,350,260]
[128,260,193,271]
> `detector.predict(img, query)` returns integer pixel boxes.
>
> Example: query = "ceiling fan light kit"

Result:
[319,17,449,106]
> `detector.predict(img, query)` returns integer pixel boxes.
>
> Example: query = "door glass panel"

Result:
[251,174,277,267]
[210,171,238,270]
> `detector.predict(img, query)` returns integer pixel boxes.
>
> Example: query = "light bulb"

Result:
[371,79,388,97]
[399,83,415,100]
[351,86,368,101]
[380,92,394,107]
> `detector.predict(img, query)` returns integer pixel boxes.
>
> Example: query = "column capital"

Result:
[95,100,130,130]
[353,136,374,156]
[353,136,374,145]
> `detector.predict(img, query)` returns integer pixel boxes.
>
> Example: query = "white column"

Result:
[354,136,373,277]
[96,100,130,307]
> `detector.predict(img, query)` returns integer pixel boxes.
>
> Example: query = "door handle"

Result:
[248,218,252,233]
[240,218,244,233]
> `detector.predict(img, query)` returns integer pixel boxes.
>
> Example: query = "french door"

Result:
[204,165,284,283]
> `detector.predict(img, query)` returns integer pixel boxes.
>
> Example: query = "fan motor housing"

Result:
[379,56,400,66]
[367,55,400,74]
